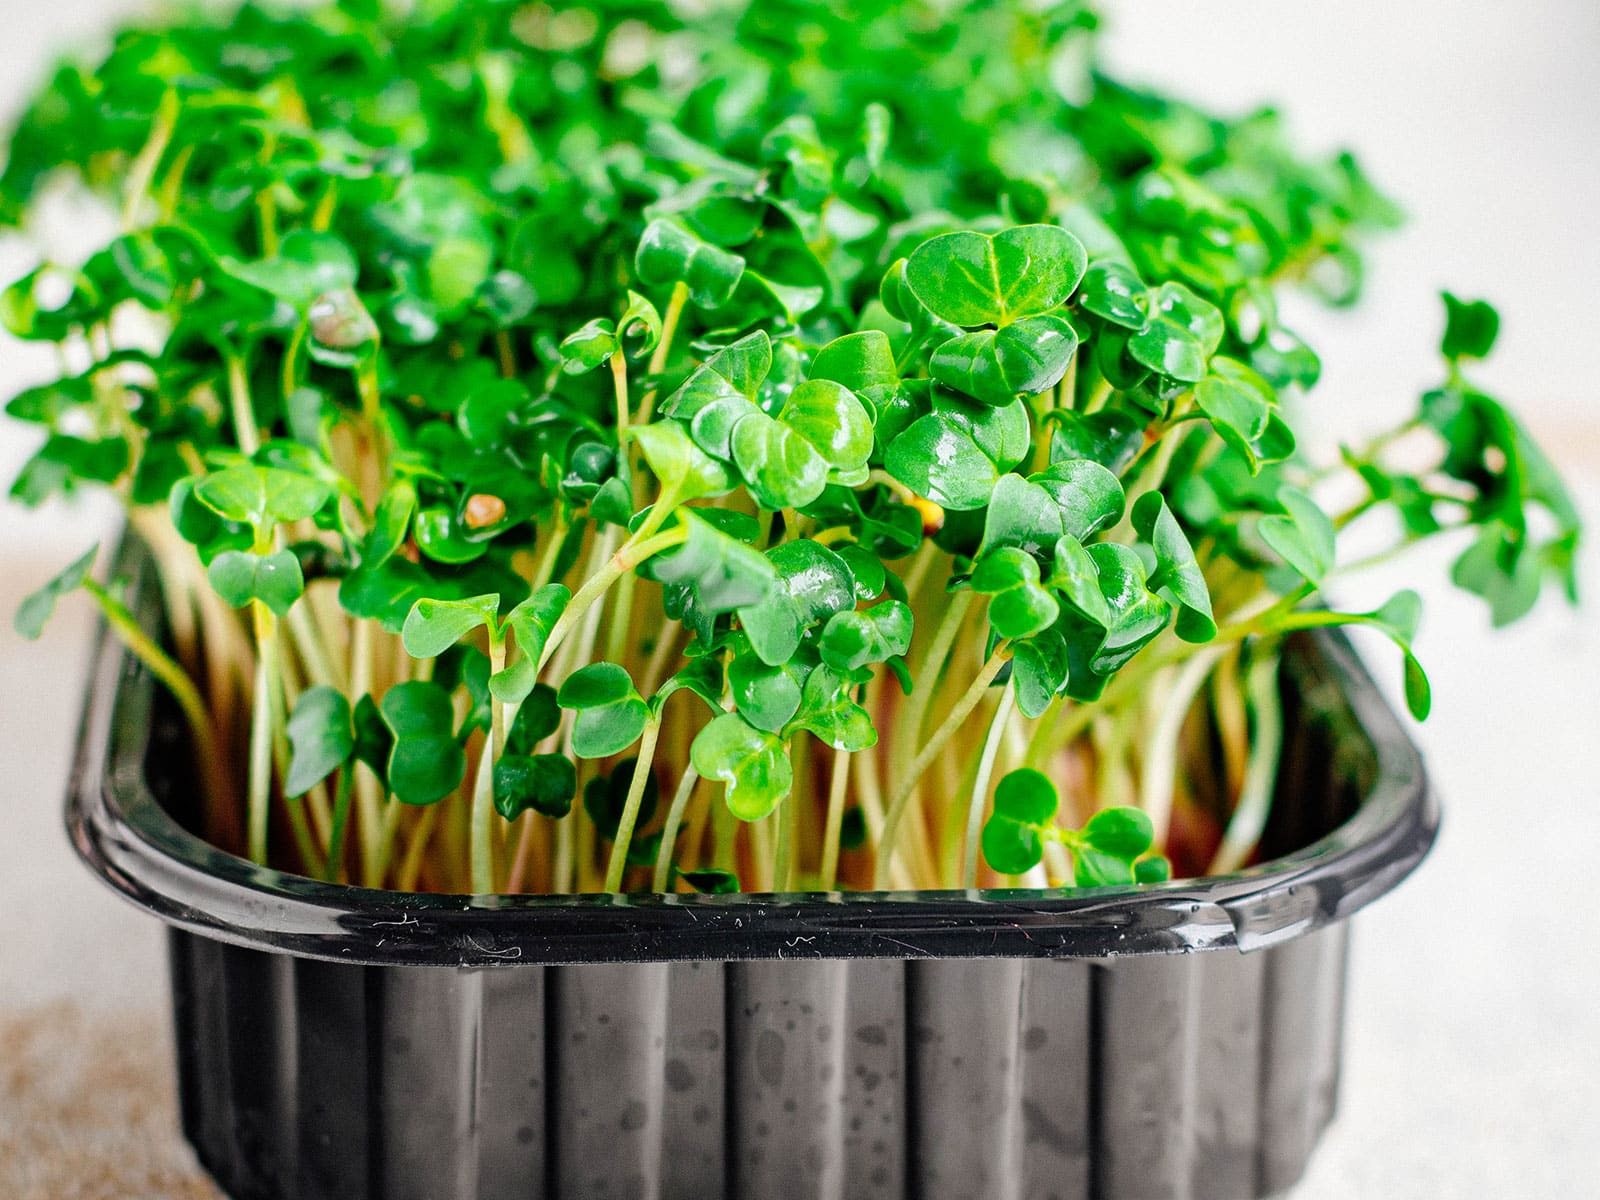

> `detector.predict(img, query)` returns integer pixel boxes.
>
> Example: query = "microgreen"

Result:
[4,0,1576,897]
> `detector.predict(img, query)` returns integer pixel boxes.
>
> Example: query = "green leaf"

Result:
[506,684,562,756]
[1077,260,1148,328]
[730,650,803,733]
[380,681,467,805]
[1128,282,1224,383]
[1441,292,1499,361]
[981,816,1043,876]
[1365,590,1432,720]
[1085,543,1173,674]
[994,767,1058,824]
[14,544,97,639]
[221,230,358,311]
[627,421,733,504]
[558,662,650,759]
[558,317,619,374]
[1050,534,1112,629]
[1083,807,1154,859]
[285,687,354,798]
[1048,410,1145,475]
[194,465,332,533]
[905,225,1087,328]
[929,315,1078,405]
[818,600,913,672]
[970,547,1060,641]
[1072,847,1133,887]
[737,540,857,666]
[1031,459,1125,541]
[352,695,392,789]
[731,411,830,510]
[583,757,660,840]
[652,510,779,621]
[1259,487,1337,585]
[690,712,792,821]
[809,331,897,391]
[1134,856,1172,884]
[981,768,1058,875]
[492,585,571,703]
[979,474,1065,559]
[635,219,745,309]
[206,549,306,616]
[1010,631,1069,719]
[401,593,499,659]
[494,753,577,820]
[1131,493,1215,641]
[786,665,878,751]
[618,290,662,356]
[363,480,417,569]
[1195,358,1273,465]
[780,379,875,476]
[885,414,1000,511]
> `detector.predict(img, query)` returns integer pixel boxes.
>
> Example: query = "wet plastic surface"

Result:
[65,539,1436,1199]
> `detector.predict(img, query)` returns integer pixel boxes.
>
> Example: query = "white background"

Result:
[1,2,1596,1195]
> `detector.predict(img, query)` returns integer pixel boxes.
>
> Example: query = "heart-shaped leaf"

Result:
[690,712,793,822]
[1077,260,1148,329]
[401,593,500,658]
[285,686,354,798]
[558,662,650,759]
[494,752,578,819]
[905,225,1087,328]
[1258,487,1337,585]
[930,315,1078,406]
[207,549,306,616]
[785,664,877,751]
[736,539,856,666]
[635,219,745,309]
[970,547,1061,641]
[978,474,1065,559]
[818,600,913,672]
[1131,492,1215,641]
[731,410,830,510]
[380,681,467,805]
[1128,282,1224,383]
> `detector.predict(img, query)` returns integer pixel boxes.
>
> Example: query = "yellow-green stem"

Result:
[605,714,663,893]
[247,602,280,866]
[819,749,852,891]
[891,590,974,790]
[469,637,508,894]
[963,685,1016,889]
[652,763,701,892]
[875,651,1007,888]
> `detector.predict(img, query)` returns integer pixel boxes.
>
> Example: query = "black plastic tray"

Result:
[63,539,1437,1200]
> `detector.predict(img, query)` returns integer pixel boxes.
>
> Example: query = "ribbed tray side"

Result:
[169,928,1348,1200]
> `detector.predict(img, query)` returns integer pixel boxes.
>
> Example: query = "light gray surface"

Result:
[1,2,1597,1197]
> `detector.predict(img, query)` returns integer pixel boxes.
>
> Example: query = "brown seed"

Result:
[464,493,507,529]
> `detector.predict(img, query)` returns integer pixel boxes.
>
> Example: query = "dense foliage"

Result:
[3,0,1579,895]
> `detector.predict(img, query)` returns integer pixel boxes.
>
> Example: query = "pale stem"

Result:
[875,652,1007,889]
[605,715,664,893]
[247,603,279,866]
[652,763,701,893]
[963,684,1016,889]
[1209,651,1285,875]
[891,589,974,791]
[1138,643,1233,849]
[468,637,508,894]
[818,748,852,891]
